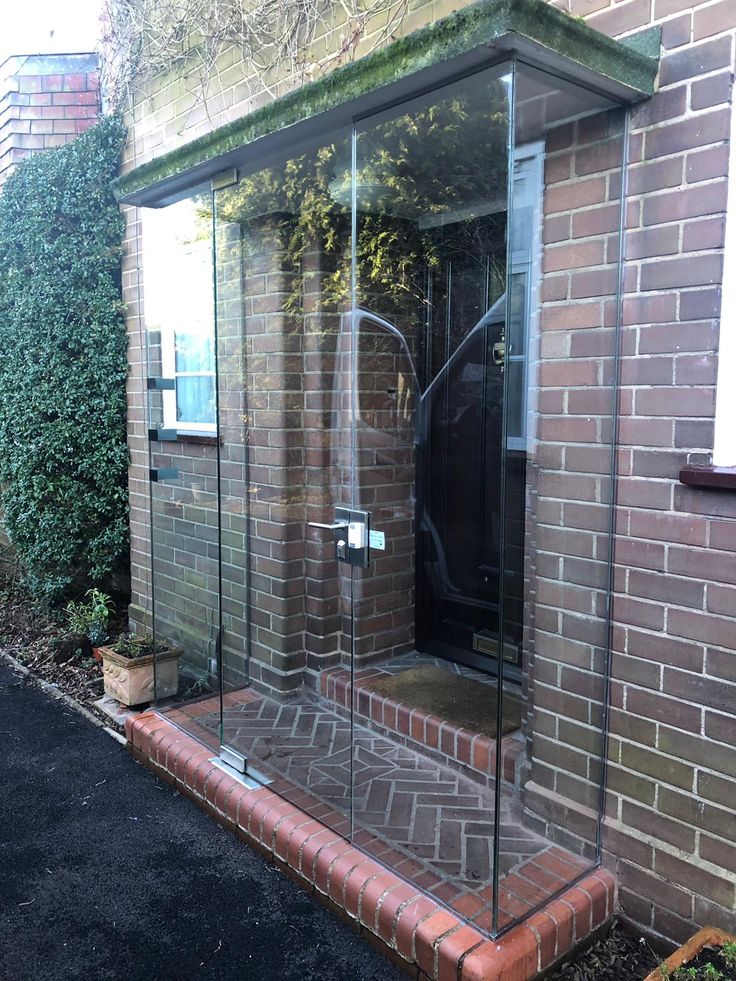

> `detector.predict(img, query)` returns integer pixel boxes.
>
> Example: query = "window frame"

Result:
[507,140,544,454]
[160,324,218,436]
[712,97,736,468]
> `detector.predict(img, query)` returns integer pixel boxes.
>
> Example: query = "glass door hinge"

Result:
[150,467,179,482]
[212,168,238,190]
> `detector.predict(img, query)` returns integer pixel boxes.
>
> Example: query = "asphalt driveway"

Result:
[0,660,404,981]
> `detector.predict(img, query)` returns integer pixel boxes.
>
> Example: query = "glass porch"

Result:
[140,57,627,939]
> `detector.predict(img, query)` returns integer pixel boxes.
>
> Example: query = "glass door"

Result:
[348,61,515,924]
[205,58,533,922]
[212,130,358,821]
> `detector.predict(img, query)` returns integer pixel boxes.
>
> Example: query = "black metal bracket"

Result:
[148,428,179,442]
[147,377,176,391]
[150,467,179,482]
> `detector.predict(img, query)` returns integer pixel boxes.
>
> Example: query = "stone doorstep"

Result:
[126,710,616,981]
[93,693,141,730]
[321,668,527,787]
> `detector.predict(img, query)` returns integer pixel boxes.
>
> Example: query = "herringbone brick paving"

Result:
[170,680,590,932]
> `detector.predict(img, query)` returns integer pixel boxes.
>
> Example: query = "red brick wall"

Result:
[551,0,736,943]
[0,54,101,185]
[119,0,736,945]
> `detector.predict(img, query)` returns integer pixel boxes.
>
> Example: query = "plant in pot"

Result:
[99,632,181,707]
[646,929,736,981]
[64,588,115,662]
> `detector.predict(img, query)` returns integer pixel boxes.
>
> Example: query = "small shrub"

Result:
[110,633,166,658]
[65,587,115,643]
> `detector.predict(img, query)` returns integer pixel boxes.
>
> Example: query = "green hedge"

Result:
[0,116,129,600]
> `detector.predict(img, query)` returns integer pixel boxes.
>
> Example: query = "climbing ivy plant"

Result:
[0,115,129,601]
[101,0,411,109]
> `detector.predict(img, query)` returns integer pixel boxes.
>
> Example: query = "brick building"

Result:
[0,53,101,186]
[113,0,735,976]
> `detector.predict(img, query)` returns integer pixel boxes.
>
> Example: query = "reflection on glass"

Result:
[145,56,626,944]
[141,194,220,710]
[353,68,518,678]
[350,64,519,927]
[212,128,354,749]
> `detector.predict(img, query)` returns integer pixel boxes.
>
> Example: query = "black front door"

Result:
[415,223,525,678]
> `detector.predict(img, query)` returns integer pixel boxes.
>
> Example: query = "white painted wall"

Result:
[713,83,736,467]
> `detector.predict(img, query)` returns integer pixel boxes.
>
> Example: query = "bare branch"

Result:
[100,0,410,113]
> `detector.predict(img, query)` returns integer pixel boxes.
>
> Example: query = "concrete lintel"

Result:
[114,0,660,207]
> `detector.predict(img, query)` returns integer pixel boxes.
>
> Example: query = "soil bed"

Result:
[546,922,661,980]
[676,946,736,980]
[0,575,128,729]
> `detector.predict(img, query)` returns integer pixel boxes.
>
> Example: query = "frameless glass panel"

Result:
[141,194,220,720]
[351,63,513,920]
[212,132,355,830]
[138,55,627,945]
[494,62,626,933]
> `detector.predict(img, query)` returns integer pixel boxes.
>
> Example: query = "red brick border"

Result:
[127,710,615,979]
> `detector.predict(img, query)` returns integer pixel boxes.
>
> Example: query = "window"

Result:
[142,195,217,435]
[161,326,216,433]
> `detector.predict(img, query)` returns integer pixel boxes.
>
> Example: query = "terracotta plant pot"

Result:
[643,926,736,981]
[100,644,181,706]
[91,647,102,664]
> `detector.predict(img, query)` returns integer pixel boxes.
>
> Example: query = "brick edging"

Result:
[127,710,616,980]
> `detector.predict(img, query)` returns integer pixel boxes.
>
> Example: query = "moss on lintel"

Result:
[620,25,663,62]
[114,0,660,204]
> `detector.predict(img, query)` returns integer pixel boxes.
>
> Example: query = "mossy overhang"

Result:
[114,0,660,207]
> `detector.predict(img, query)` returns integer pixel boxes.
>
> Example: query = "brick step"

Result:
[321,666,527,789]
[127,710,616,981]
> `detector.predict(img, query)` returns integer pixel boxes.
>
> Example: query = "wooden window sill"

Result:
[679,465,736,491]
[175,432,220,446]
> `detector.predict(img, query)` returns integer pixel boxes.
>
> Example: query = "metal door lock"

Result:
[308,507,370,567]
[492,340,506,366]
[348,520,368,550]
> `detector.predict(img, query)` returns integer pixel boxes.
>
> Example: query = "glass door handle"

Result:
[308,508,370,567]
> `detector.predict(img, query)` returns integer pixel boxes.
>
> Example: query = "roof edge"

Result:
[114,0,660,206]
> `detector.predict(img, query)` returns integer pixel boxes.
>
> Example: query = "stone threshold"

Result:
[321,667,526,787]
[127,710,615,980]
